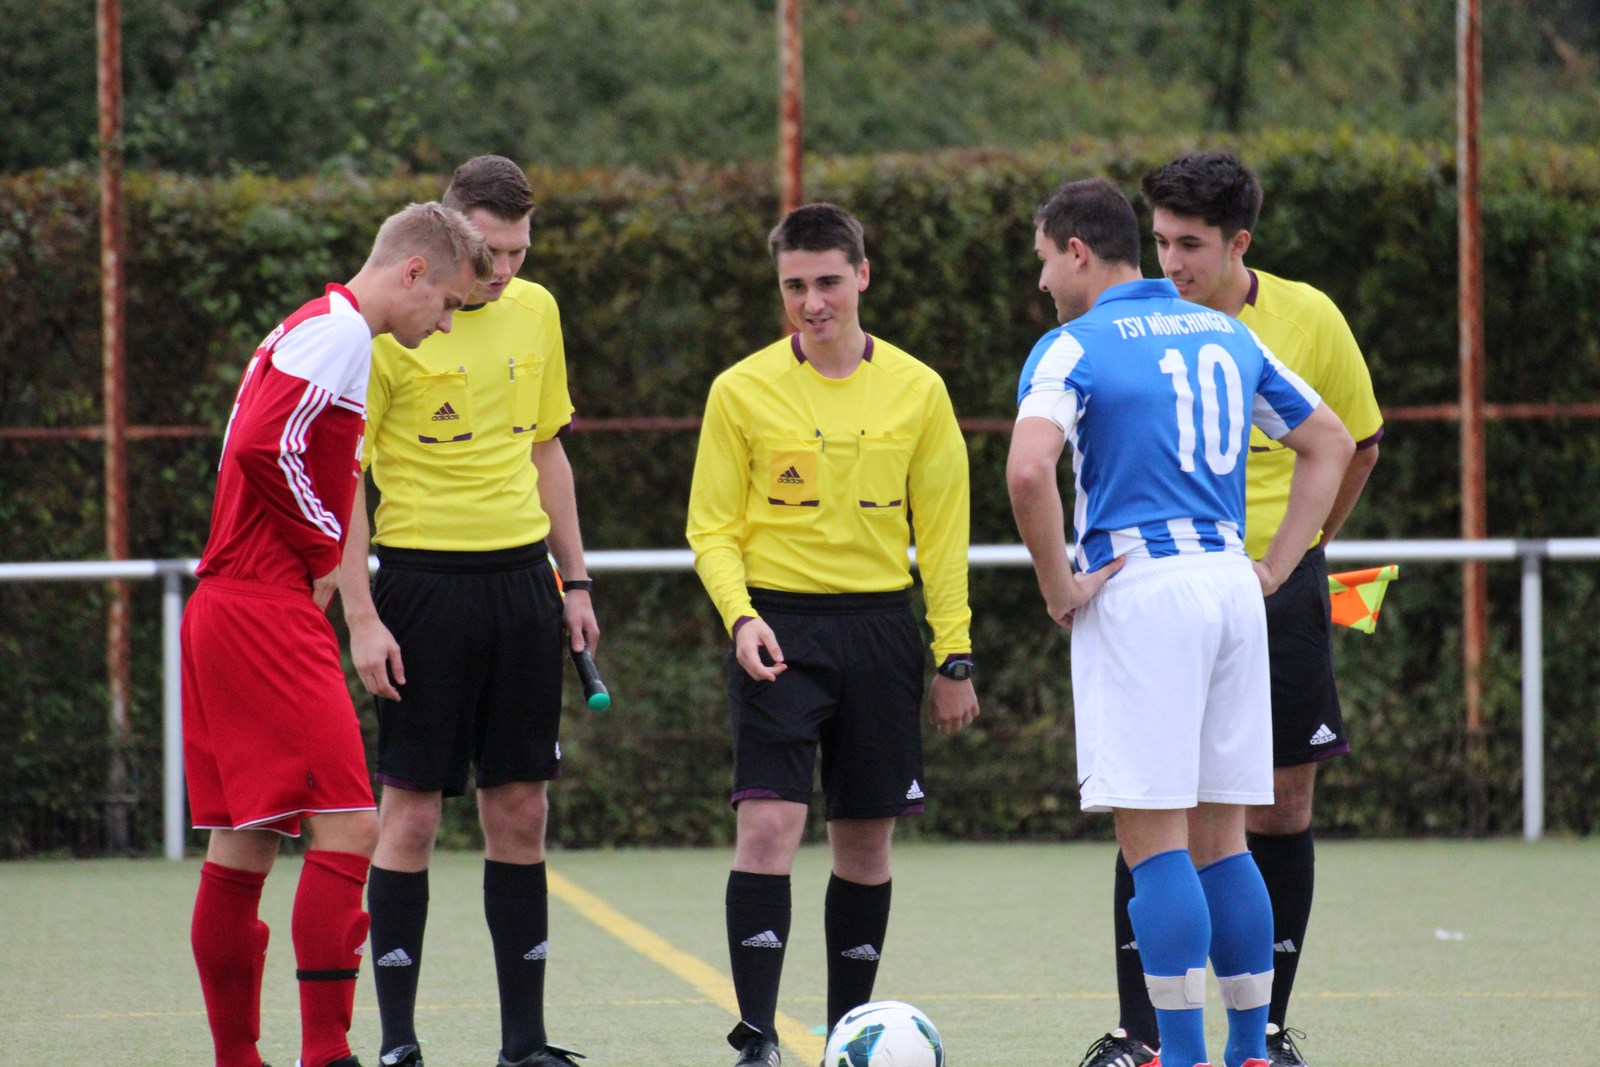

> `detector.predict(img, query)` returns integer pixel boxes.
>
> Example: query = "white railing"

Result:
[4,538,1598,856]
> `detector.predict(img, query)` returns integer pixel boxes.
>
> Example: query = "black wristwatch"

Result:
[936,656,975,681]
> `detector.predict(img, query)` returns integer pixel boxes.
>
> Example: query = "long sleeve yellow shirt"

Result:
[686,334,972,658]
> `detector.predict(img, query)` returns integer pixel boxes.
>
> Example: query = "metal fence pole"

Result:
[162,570,186,860]
[6,541,1600,852]
[1520,545,1544,841]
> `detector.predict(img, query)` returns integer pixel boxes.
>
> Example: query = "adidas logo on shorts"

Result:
[1309,723,1337,746]
[905,779,925,800]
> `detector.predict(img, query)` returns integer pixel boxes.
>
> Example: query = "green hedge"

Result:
[2,133,1598,855]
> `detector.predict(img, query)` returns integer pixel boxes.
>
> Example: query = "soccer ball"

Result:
[822,1000,944,1067]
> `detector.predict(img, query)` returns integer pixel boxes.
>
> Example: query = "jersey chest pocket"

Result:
[855,433,912,511]
[413,370,473,445]
[761,437,821,507]
[509,354,545,436]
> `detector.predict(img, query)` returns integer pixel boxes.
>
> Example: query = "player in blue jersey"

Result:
[1006,178,1354,1067]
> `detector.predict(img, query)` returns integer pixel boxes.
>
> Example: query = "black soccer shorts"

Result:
[727,588,927,820]
[371,541,565,796]
[1265,546,1350,766]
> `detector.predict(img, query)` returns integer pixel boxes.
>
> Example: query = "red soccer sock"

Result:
[293,850,371,1067]
[192,861,272,1067]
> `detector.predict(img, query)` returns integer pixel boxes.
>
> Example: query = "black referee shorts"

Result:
[371,541,564,796]
[728,588,927,821]
[1265,546,1349,767]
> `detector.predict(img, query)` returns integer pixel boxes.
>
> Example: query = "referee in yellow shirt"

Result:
[687,204,980,1067]
[336,156,597,1067]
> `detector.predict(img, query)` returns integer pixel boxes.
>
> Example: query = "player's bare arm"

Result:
[335,477,404,700]
[532,436,601,654]
[1006,417,1124,624]
[1254,403,1355,596]
[1318,440,1381,546]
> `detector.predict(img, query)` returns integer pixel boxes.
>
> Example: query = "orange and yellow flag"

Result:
[1327,565,1399,634]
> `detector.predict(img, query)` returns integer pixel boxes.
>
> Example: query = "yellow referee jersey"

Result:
[363,278,573,550]
[687,334,973,658]
[1240,269,1383,558]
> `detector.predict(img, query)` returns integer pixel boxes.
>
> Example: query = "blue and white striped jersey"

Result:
[1016,278,1321,572]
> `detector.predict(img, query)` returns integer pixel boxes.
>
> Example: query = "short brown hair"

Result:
[1033,178,1141,268]
[768,203,866,267]
[443,154,536,221]
[1139,152,1262,239]
[369,201,494,282]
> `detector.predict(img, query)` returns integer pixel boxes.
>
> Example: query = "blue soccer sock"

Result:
[1199,851,1275,1067]
[1128,849,1211,1067]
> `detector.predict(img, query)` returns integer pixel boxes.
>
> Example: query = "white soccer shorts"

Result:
[1070,552,1273,812]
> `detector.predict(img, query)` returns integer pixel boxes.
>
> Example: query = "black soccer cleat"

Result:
[379,1044,423,1067]
[1077,1028,1157,1067]
[1266,1024,1313,1066]
[728,1021,782,1067]
[497,1043,586,1067]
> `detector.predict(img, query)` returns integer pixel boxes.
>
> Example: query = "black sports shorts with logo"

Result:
[371,541,564,796]
[1264,546,1349,767]
[728,588,926,820]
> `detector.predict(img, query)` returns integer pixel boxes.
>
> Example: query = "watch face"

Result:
[942,661,973,681]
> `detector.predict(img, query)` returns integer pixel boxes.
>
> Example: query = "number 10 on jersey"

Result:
[1159,343,1244,476]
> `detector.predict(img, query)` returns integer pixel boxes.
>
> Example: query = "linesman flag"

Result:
[1327,565,1400,634]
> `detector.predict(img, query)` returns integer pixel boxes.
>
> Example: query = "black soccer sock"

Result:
[726,870,792,1042]
[1248,827,1316,1028]
[484,859,549,1061]
[368,865,429,1056]
[1114,850,1159,1048]
[825,874,892,1031]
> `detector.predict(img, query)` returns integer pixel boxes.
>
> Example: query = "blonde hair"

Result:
[368,201,493,282]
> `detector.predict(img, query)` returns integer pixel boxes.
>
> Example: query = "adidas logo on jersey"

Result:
[1309,723,1337,746]
[741,930,784,949]
[905,779,925,800]
[1273,939,1300,955]
[776,465,805,485]
[376,948,414,967]
[431,402,460,422]
[524,940,549,961]
[841,943,881,961]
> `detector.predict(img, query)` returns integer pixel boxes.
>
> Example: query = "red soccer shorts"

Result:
[181,576,374,836]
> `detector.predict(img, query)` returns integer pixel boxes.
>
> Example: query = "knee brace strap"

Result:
[1145,966,1207,1010]
[1216,969,1274,1011]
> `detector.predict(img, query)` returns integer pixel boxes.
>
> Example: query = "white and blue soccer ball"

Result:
[823,1000,944,1067]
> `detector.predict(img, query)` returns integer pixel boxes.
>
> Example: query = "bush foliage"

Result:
[2,133,1598,855]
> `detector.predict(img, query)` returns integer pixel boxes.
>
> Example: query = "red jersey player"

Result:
[181,201,490,1067]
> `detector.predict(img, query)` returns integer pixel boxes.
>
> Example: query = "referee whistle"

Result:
[569,643,610,711]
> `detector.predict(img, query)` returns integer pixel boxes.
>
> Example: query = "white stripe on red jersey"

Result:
[198,284,373,590]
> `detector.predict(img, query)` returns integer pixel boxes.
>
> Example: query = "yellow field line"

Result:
[548,869,826,1065]
[43,986,1597,1023]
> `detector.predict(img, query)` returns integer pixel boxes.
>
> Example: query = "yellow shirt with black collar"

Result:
[1239,269,1384,558]
[363,277,574,550]
[687,333,973,659]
